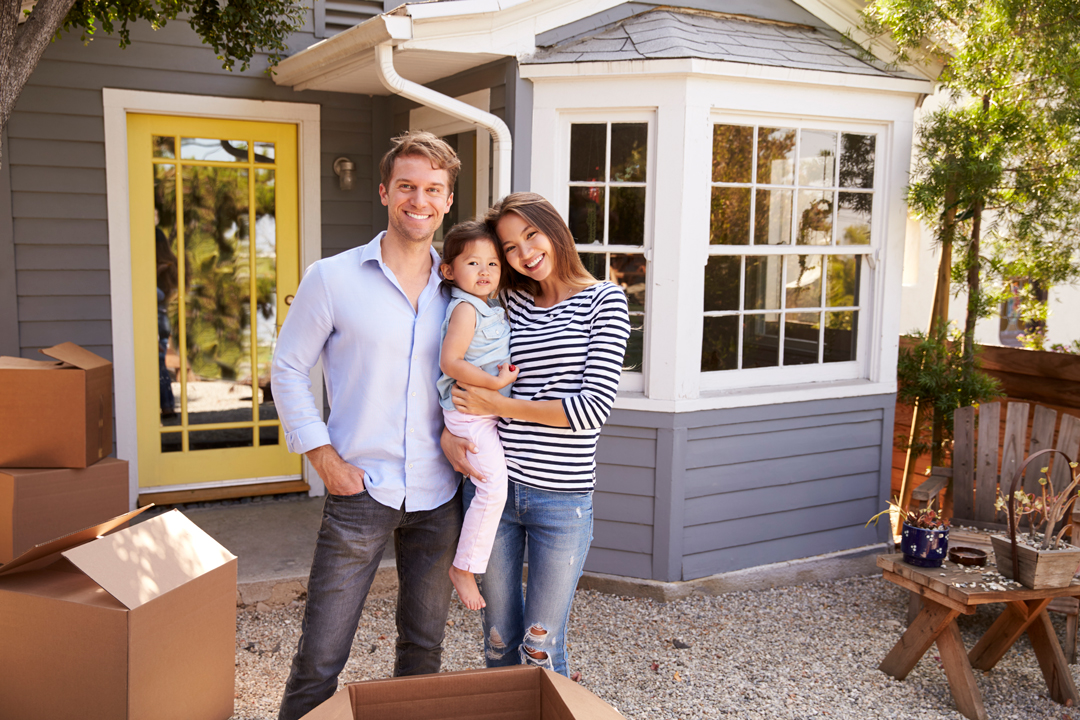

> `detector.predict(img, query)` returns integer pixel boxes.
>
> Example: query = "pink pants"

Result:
[443,409,508,574]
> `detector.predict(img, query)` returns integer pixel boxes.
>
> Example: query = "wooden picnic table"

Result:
[878,553,1080,720]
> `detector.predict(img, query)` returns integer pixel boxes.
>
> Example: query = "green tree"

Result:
[0,0,304,166]
[862,0,1080,366]
[862,1,1080,513]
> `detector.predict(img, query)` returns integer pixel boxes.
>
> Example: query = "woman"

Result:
[442,192,630,677]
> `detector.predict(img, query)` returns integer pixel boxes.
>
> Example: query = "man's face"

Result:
[379,154,454,246]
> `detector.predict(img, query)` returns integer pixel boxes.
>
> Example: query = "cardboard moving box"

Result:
[300,665,625,719]
[0,342,114,468]
[0,457,129,563]
[0,507,237,720]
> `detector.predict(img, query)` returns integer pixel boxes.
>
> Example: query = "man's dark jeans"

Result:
[277,486,463,720]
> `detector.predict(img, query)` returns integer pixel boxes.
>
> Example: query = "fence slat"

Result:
[1001,402,1031,495]
[975,402,1001,521]
[1029,404,1058,495]
[953,406,976,520]
[1053,413,1080,492]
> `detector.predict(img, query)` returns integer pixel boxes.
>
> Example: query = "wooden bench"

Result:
[909,401,1080,660]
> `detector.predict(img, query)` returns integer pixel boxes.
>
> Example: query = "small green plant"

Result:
[996,462,1080,550]
[868,496,948,531]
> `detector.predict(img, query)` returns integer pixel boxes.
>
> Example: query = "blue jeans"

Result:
[465,480,593,677]
[277,487,463,720]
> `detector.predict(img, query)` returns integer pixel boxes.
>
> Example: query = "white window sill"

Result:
[613,378,897,413]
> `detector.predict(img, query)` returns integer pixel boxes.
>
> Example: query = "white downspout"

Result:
[374,42,512,201]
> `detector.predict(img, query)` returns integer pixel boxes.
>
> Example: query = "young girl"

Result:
[436,220,518,610]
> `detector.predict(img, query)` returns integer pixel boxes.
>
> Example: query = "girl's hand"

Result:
[452,381,502,416]
[495,363,518,389]
[441,427,484,481]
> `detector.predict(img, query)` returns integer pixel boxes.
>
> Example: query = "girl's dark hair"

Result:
[483,192,597,296]
[439,220,502,292]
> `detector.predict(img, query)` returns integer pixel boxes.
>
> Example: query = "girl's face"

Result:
[496,212,556,284]
[441,238,502,299]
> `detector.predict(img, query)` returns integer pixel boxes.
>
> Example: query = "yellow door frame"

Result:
[127,114,301,489]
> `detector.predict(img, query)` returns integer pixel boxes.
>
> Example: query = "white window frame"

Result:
[556,109,656,395]
[699,112,887,393]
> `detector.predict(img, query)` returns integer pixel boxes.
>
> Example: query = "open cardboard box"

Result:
[0,457,129,563]
[301,665,625,719]
[0,342,113,467]
[0,507,237,720]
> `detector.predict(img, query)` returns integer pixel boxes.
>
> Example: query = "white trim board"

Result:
[102,89,324,509]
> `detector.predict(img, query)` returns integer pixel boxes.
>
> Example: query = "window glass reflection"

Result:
[784,312,821,366]
[710,187,751,245]
[754,189,793,245]
[570,124,606,182]
[712,125,754,183]
[610,124,647,182]
[702,315,739,371]
[568,186,605,244]
[757,128,795,185]
[786,255,822,309]
[743,313,780,368]
[181,137,250,162]
[796,190,833,245]
[704,256,741,312]
[798,130,837,186]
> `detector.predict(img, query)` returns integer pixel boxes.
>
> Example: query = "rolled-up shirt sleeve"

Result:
[561,285,630,432]
[272,262,335,454]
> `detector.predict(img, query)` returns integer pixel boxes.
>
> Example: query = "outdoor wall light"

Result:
[333,156,356,191]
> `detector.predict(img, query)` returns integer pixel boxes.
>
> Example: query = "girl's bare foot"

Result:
[449,565,485,610]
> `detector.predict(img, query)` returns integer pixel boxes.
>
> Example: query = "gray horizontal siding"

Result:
[6,10,376,362]
[591,394,894,582]
[588,423,658,578]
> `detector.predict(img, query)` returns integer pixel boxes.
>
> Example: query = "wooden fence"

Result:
[891,341,1080,499]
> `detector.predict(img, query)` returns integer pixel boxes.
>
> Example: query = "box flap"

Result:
[541,668,625,719]
[39,342,111,370]
[297,687,355,720]
[0,505,151,577]
[0,356,63,370]
[62,509,236,609]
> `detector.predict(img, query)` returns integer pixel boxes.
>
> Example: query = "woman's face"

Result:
[496,212,556,285]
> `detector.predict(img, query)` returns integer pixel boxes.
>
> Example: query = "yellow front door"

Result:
[127,114,301,490]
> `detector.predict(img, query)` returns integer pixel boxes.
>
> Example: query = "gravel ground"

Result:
[233,575,1080,719]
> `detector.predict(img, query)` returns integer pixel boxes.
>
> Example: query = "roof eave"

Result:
[272,14,412,88]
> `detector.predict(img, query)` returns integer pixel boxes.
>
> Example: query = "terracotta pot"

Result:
[990,535,1080,589]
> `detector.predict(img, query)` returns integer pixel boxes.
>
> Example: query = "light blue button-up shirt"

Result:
[271,233,456,512]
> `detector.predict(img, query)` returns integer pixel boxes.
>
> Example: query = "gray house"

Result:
[0,0,933,585]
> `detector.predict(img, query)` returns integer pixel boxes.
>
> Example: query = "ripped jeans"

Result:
[464,480,593,677]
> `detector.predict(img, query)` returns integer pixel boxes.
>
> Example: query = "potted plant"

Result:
[991,448,1080,589]
[868,497,949,568]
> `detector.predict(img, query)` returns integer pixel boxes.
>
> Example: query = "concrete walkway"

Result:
[137,491,885,608]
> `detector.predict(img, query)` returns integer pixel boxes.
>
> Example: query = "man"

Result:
[272,132,463,720]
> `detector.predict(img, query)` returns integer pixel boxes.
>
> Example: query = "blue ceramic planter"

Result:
[902,523,949,568]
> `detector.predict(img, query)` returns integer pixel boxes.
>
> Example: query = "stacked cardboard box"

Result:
[0,507,238,720]
[0,343,128,562]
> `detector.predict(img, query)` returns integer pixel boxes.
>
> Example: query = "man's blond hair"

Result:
[379,131,461,190]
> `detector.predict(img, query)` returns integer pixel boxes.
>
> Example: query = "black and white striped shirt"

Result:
[499,282,630,492]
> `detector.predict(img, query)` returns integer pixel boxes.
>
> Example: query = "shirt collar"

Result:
[360,231,442,276]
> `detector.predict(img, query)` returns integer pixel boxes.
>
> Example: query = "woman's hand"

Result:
[441,426,484,481]
[451,381,503,416]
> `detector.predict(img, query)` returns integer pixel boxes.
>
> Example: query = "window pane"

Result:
[784,312,820,366]
[745,255,781,311]
[570,124,606,182]
[190,427,254,451]
[161,432,182,453]
[704,256,741,312]
[610,123,647,182]
[579,252,605,282]
[840,133,875,189]
[743,313,780,368]
[754,189,793,245]
[712,125,753,183]
[609,186,646,246]
[153,136,176,159]
[786,255,822,309]
[798,130,837,186]
[837,192,871,245]
[710,187,751,245]
[796,190,833,245]
[610,254,646,312]
[254,142,276,164]
[827,255,859,308]
[702,315,739,371]
[181,137,250,162]
[825,310,858,362]
[757,128,796,185]
[568,186,605,244]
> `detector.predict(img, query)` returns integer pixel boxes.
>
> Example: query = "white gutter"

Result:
[374,42,512,201]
